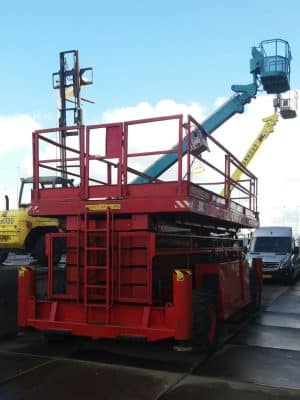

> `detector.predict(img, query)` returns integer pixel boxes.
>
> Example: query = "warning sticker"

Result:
[86,204,121,211]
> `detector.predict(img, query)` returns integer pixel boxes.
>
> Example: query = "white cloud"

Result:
[0,114,40,154]
[100,99,207,183]
[212,93,300,232]
[1,94,300,238]
[101,95,300,233]
[102,99,205,123]
[0,114,40,209]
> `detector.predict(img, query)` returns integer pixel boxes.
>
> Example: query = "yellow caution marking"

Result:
[182,269,192,276]
[175,270,185,281]
[174,269,192,281]
[86,204,121,211]
[220,113,278,197]
[18,267,27,277]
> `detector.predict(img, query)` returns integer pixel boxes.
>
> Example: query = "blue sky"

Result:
[1,0,299,120]
[1,0,300,231]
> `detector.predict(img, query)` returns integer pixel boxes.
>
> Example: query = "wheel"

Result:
[0,251,9,264]
[31,236,47,265]
[249,269,262,311]
[44,330,70,343]
[31,235,63,266]
[192,288,218,349]
[285,270,295,285]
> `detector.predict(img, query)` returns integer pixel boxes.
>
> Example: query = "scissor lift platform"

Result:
[29,114,258,229]
[19,114,260,344]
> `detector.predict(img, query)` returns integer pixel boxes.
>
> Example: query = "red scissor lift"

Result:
[18,114,262,346]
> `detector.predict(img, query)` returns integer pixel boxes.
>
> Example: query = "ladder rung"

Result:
[86,228,107,232]
[118,296,147,303]
[121,246,147,250]
[86,284,106,289]
[86,247,107,251]
[66,281,79,285]
[84,210,112,316]
[86,303,106,307]
[119,283,147,287]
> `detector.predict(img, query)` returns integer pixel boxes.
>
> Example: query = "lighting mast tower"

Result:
[52,50,93,180]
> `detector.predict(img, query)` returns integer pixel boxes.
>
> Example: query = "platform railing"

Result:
[123,114,184,187]
[32,115,257,214]
[32,126,84,196]
[85,122,123,199]
[186,115,258,213]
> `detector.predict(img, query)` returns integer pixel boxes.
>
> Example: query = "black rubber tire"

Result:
[249,269,262,311]
[31,235,63,266]
[31,236,47,266]
[44,331,70,343]
[192,288,218,349]
[0,251,9,264]
[286,270,295,285]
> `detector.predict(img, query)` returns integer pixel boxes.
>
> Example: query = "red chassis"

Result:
[19,258,257,341]
[18,114,261,344]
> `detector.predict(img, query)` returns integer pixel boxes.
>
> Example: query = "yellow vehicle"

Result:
[220,113,278,197]
[221,92,297,197]
[0,176,73,264]
[220,91,298,197]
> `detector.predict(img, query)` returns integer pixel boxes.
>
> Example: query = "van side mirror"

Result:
[293,246,299,255]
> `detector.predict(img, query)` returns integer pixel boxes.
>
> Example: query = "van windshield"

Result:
[250,236,292,253]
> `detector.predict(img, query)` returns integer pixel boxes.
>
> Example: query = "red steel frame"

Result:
[29,115,258,223]
[19,114,259,342]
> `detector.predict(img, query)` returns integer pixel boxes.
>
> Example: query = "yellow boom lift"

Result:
[221,92,297,197]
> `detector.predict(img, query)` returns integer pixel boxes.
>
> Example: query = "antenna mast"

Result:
[52,50,93,179]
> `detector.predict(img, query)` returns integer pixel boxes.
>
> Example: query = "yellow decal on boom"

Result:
[86,204,121,211]
[0,217,14,225]
[220,113,278,197]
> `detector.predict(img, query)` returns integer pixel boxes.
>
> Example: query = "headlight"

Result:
[279,261,289,269]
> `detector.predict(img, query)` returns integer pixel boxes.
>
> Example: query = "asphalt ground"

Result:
[0,257,300,399]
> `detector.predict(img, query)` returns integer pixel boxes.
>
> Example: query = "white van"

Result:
[247,226,300,283]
